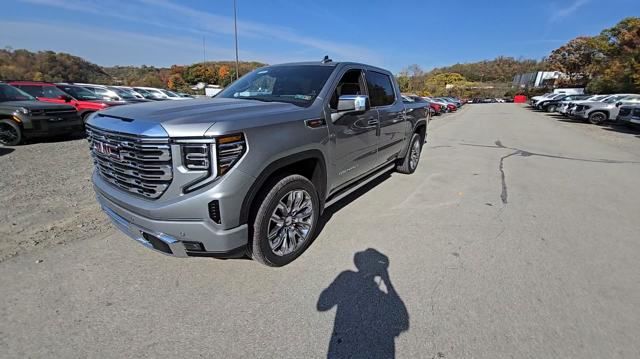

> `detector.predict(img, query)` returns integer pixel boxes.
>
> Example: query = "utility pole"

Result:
[202,36,206,64]
[233,0,239,80]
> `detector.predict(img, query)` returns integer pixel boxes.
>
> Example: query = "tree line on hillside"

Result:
[0,47,265,93]
[547,17,639,94]
[398,17,639,98]
[0,48,112,83]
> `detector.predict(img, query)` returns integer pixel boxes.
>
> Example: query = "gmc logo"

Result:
[94,140,120,158]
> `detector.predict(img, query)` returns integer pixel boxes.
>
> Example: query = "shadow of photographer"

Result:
[317,248,409,358]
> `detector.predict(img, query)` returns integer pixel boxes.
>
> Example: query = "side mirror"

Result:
[337,95,369,113]
[616,101,622,107]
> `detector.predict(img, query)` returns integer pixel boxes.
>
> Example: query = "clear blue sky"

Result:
[1,0,638,73]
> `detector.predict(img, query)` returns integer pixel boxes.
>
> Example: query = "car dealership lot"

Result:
[1,104,639,358]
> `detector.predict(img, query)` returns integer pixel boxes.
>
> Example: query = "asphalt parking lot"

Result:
[2,104,639,358]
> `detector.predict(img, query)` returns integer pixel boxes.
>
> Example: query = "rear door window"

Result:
[15,85,44,97]
[41,86,66,99]
[366,71,395,107]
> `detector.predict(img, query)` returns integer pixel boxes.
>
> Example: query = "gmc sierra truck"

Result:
[87,60,429,266]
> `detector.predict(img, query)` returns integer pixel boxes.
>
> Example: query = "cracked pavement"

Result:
[2,104,640,358]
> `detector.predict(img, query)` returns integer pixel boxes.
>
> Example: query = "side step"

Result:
[324,163,395,208]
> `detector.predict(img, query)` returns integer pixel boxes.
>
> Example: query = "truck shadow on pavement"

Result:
[315,171,392,235]
[0,147,15,157]
[317,248,409,359]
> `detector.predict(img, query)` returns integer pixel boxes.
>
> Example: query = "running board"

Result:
[324,164,395,208]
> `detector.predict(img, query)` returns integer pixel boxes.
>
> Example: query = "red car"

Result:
[430,102,443,115]
[8,81,125,121]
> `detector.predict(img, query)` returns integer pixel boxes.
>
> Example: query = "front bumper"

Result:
[617,116,640,125]
[570,110,588,120]
[21,114,83,137]
[96,190,249,258]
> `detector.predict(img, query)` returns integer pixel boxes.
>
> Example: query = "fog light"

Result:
[183,241,205,252]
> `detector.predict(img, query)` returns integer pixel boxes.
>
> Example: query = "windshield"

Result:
[145,88,166,97]
[109,87,137,99]
[603,95,624,103]
[0,84,35,102]
[57,85,99,100]
[161,89,179,98]
[217,65,335,107]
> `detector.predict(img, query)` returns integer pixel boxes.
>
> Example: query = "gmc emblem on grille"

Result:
[93,140,120,158]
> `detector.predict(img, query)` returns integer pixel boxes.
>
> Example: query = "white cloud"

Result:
[0,21,235,66]
[15,0,380,65]
[549,0,590,22]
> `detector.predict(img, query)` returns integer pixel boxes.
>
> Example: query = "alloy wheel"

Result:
[0,123,19,145]
[268,189,314,256]
[590,112,606,124]
[409,139,421,170]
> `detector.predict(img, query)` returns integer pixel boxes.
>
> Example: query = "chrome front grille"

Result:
[44,108,77,116]
[86,125,173,199]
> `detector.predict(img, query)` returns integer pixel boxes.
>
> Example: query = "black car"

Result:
[538,94,590,112]
[0,83,82,146]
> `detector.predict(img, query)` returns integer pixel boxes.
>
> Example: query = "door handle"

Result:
[367,119,379,126]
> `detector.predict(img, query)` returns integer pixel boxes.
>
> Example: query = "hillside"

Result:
[0,48,265,92]
[427,56,548,83]
[0,48,111,83]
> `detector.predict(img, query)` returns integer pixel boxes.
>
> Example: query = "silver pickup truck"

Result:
[87,60,429,266]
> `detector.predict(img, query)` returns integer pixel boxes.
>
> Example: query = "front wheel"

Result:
[547,105,556,113]
[396,133,422,174]
[250,174,320,267]
[588,111,608,125]
[0,119,23,146]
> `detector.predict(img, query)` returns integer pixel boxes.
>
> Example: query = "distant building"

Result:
[512,71,566,88]
[192,82,223,97]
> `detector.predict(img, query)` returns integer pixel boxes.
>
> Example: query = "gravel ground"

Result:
[0,136,109,262]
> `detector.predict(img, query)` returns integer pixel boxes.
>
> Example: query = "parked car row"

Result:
[402,95,464,115]
[468,97,514,103]
[0,80,197,145]
[528,92,640,125]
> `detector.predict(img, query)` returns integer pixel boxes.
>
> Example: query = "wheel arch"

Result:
[239,149,328,225]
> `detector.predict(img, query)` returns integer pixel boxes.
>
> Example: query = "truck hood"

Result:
[0,100,76,111]
[95,98,303,136]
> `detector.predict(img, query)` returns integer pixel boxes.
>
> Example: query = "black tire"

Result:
[250,174,320,267]
[0,119,23,146]
[588,111,608,125]
[396,133,422,174]
[547,105,556,113]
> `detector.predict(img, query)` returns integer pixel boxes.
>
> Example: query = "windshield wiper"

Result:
[237,96,276,103]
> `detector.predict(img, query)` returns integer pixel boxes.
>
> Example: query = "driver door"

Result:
[327,68,379,189]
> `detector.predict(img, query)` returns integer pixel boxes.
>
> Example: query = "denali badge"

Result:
[93,140,120,158]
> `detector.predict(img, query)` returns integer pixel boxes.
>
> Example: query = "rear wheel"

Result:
[250,174,320,267]
[396,133,422,174]
[0,119,22,146]
[547,105,557,113]
[588,111,608,125]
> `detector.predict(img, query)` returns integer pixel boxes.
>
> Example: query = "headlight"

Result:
[182,144,211,170]
[17,107,30,115]
[177,133,246,193]
[216,133,246,175]
[584,106,591,110]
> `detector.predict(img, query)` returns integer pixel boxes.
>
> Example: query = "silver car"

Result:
[570,94,640,124]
